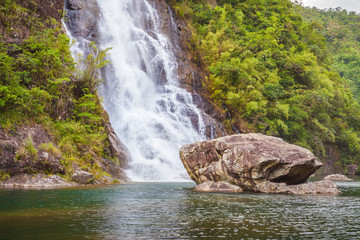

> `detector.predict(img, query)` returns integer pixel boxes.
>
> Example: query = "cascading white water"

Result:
[96,0,206,181]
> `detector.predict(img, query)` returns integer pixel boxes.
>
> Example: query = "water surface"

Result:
[0,181,359,239]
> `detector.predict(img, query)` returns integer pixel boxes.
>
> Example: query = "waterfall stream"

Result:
[91,0,206,181]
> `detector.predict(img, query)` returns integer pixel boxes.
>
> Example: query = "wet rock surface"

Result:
[323,174,353,181]
[64,0,227,140]
[149,0,194,88]
[104,123,130,171]
[201,113,227,139]
[64,0,100,43]
[180,133,340,195]
[150,0,227,138]
[255,180,341,195]
[194,181,243,193]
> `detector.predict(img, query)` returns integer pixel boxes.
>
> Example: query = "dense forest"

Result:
[168,0,360,173]
[2,0,360,180]
[298,6,360,103]
[0,0,126,182]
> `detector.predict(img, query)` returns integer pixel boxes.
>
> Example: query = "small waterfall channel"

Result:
[65,0,206,181]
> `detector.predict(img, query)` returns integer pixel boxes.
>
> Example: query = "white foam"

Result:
[95,0,206,181]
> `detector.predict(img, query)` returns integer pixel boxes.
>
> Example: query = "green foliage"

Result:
[0,23,73,122]
[54,120,107,171]
[16,136,38,161]
[0,2,117,181]
[0,170,10,182]
[24,136,38,159]
[263,83,285,99]
[169,0,360,166]
[73,42,111,95]
[298,6,360,102]
[72,90,106,133]
[39,142,62,158]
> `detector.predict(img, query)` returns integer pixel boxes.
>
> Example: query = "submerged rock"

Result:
[255,180,341,195]
[323,174,352,181]
[180,133,340,195]
[195,181,243,193]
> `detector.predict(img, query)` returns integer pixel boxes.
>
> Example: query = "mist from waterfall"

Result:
[96,0,206,181]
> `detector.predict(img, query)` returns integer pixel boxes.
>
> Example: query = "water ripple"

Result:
[0,182,360,239]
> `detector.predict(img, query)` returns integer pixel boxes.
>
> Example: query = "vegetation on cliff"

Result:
[298,6,360,104]
[0,0,125,183]
[169,0,360,171]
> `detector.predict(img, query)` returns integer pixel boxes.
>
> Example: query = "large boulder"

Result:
[71,170,94,184]
[180,133,328,193]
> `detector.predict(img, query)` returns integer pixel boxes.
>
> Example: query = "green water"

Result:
[0,181,360,239]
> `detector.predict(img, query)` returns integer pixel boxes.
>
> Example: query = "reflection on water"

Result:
[0,181,360,239]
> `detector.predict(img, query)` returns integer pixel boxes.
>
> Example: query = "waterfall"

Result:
[92,0,206,181]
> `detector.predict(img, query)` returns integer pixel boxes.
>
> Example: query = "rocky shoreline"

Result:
[0,0,130,189]
[0,171,130,189]
[0,123,129,188]
[0,173,75,189]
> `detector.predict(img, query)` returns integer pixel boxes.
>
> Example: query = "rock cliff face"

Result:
[148,0,228,139]
[0,126,65,177]
[1,0,64,44]
[0,0,129,187]
[63,0,227,140]
[0,122,129,187]
[180,134,340,195]
[63,0,130,183]
[64,0,100,44]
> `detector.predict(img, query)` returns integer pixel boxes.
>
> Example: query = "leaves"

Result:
[0,2,115,180]
[170,0,360,166]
